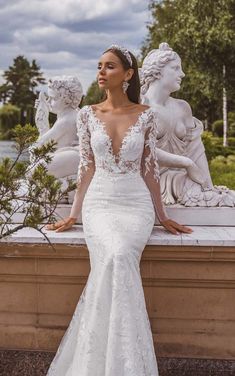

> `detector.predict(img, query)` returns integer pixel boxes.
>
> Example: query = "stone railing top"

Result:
[1,225,235,247]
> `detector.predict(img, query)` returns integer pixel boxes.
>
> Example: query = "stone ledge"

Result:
[11,204,235,226]
[1,225,235,246]
[0,350,234,376]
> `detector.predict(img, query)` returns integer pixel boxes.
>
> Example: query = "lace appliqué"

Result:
[76,109,94,184]
[77,105,160,181]
[144,112,160,182]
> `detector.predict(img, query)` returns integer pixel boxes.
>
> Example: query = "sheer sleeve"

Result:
[141,112,169,223]
[70,108,95,219]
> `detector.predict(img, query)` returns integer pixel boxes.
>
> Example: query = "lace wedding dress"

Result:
[46,105,169,376]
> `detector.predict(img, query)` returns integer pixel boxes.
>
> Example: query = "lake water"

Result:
[0,140,28,161]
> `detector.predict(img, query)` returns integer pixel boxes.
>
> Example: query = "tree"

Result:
[82,81,105,106]
[0,56,46,125]
[0,124,76,245]
[0,104,20,139]
[142,0,235,131]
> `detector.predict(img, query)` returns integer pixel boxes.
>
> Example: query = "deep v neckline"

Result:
[88,105,151,160]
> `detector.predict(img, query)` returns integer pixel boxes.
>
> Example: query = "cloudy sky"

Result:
[0,0,152,93]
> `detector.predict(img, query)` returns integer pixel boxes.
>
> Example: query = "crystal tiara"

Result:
[109,44,132,67]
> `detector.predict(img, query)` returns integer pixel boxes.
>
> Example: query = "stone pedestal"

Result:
[0,225,235,362]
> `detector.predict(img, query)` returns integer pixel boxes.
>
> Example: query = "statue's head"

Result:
[140,42,185,95]
[47,76,83,114]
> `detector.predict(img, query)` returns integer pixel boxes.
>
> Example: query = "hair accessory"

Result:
[122,81,130,93]
[109,44,132,66]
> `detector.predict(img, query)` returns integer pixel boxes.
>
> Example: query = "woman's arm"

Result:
[46,107,95,232]
[69,112,95,219]
[141,125,168,223]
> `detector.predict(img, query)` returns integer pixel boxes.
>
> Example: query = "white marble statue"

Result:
[32,75,83,202]
[140,43,235,207]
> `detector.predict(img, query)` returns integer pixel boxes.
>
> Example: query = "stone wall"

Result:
[0,241,235,359]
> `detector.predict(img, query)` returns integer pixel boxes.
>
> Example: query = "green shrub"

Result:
[211,112,235,138]
[209,155,235,190]
[212,136,235,151]
[0,104,21,139]
[212,120,223,137]
[201,131,217,161]
[228,112,235,136]
[228,112,235,123]
[202,132,235,161]
[228,112,235,137]
[228,122,235,137]
[228,137,235,147]
[0,124,76,242]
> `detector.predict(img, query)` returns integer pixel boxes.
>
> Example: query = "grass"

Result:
[209,155,235,190]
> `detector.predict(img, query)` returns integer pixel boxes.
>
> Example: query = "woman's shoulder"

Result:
[77,105,92,117]
[138,105,157,119]
[76,105,93,127]
[136,104,150,112]
[79,104,91,112]
[130,104,150,114]
[126,104,151,119]
[90,103,102,111]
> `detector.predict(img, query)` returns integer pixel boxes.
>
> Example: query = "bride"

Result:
[46,45,204,376]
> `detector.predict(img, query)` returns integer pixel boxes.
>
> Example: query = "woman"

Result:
[46,45,201,376]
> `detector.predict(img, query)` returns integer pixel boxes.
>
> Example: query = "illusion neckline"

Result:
[87,105,152,160]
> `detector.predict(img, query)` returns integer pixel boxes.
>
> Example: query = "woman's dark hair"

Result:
[104,47,140,104]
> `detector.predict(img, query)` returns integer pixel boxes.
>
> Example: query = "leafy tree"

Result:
[0,56,46,125]
[142,0,235,126]
[83,81,105,106]
[0,104,21,139]
[0,124,76,244]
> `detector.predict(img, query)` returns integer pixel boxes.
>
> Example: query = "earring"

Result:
[122,81,130,93]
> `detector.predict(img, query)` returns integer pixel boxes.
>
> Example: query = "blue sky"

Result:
[0,0,151,92]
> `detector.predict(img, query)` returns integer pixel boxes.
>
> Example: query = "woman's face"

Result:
[96,51,133,91]
[159,55,185,92]
[47,88,66,114]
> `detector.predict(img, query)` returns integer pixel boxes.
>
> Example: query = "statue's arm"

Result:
[35,92,50,136]
[178,100,214,187]
[157,147,192,168]
[35,119,67,147]
[193,153,214,188]
[178,99,195,129]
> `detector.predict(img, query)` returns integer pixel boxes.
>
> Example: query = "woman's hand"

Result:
[46,217,77,232]
[160,219,193,235]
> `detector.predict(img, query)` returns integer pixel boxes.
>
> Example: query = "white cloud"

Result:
[0,0,150,91]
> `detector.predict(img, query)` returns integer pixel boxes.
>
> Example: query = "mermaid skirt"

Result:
[46,170,159,376]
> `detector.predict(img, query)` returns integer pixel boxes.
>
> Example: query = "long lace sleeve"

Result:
[70,108,95,219]
[141,113,169,223]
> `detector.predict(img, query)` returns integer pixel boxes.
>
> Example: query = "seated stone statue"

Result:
[32,75,83,203]
[140,43,235,207]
